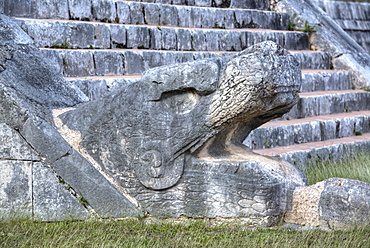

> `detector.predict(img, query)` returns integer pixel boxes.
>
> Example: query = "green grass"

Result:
[51,40,71,49]
[288,20,296,31]
[303,152,370,185]
[1,154,370,247]
[300,21,316,33]
[1,218,370,247]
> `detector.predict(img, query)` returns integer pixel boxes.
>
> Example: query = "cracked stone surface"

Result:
[58,41,306,225]
[0,14,143,220]
[0,123,39,161]
[33,162,91,221]
[285,178,370,230]
[274,0,370,88]
[0,160,33,219]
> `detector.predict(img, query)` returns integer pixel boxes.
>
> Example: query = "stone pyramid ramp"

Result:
[320,0,370,53]
[3,0,370,169]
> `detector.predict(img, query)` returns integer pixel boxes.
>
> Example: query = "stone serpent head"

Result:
[59,41,301,191]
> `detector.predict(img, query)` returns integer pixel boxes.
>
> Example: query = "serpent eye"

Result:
[159,88,200,114]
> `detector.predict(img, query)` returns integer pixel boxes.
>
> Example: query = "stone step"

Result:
[43,49,232,77]
[289,50,331,70]
[14,18,309,51]
[343,30,370,53]
[300,70,352,92]
[125,0,270,10]
[67,70,350,101]
[334,20,370,31]
[321,1,370,21]
[254,133,370,170]
[4,0,289,30]
[283,90,370,120]
[67,75,141,100]
[41,48,331,77]
[244,111,370,150]
[320,0,370,53]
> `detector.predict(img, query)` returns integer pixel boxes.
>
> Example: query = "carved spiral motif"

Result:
[140,150,164,178]
[135,146,185,190]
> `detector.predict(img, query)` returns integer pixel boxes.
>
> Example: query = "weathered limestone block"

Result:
[242,31,299,51]
[191,30,206,51]
[143,3,160,25]
[294,122,322,144]
[142,51,183,71]
[161,28,177,51]
[0,161,33,219]
[68,0,92,20]
[179,51,194,63]
[13,19,68,48]
[205,30,219,51]
[322,1,370,21]
[148,27,162,50]
[3,0,37,18]
[93,24,110,49]
[129,2,145,25]
[199,8,215,28]
[284,32,309,51]
[35,0,69,19]
[93,51,124,76]
[194,0,212,7]
[275,0,370,88]
[160,5,179,26]
[161,51,183,66]
[177,6,192,27]
[116,1,130,24]
[301,71,352,92]
[4,0,69,19]
[234,9,254,28]
[218,30,241,51]
[62,50,95,77]
[39,49,64,75]
[126,26,150,49]
[177,29,192,51]
[123,50,145,74]
[231,0,269,10]
[285,178,370,230]
[15,19,104,49]
[189,8,204,28]
[58,41,306,225]
[0,123,39,161]
[214,8,234,29]
[33,162,91,221]
[142,51,163,70]
[336,20,370,31]
[91,0,116,22]
[345,30,370,53]
[172,0,186,4]
[69,23,95,49]
[110,25,126,49]
[0,14,143,219]
[291,52,331,70]
[0,123,90,221]
[68,77,138,101]
[245,114,369,151]
[283,92,370,119]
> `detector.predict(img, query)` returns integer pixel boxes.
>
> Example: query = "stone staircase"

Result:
[319,0,370,53]
[4,0,370,170]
